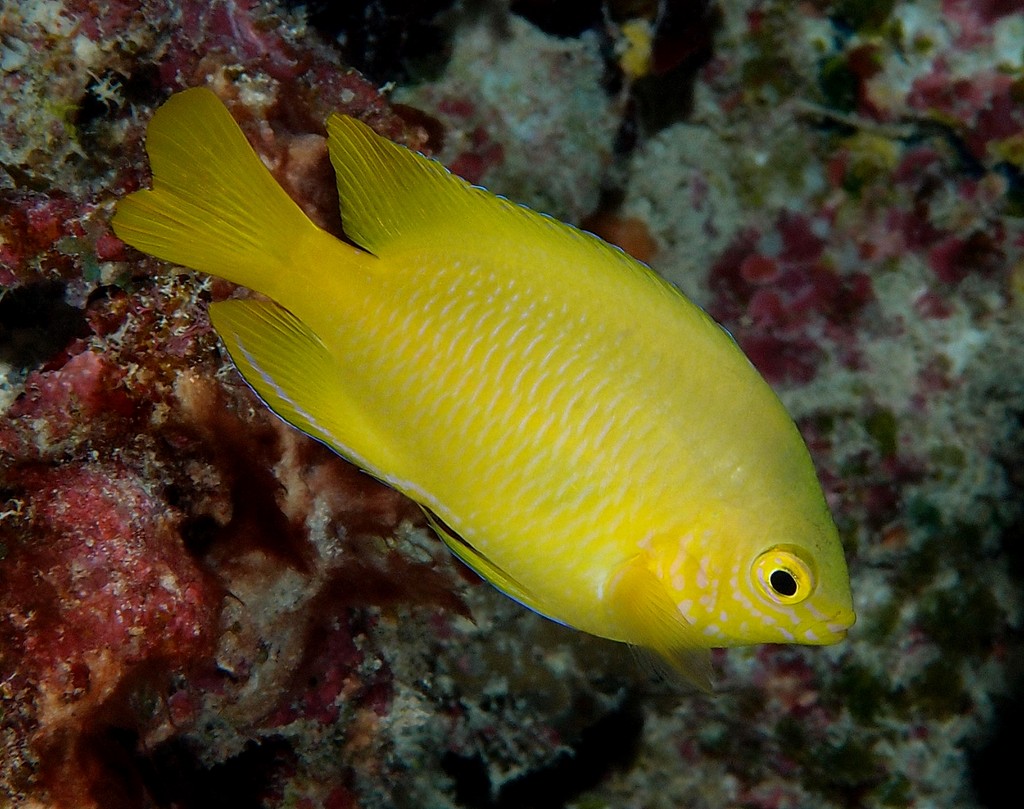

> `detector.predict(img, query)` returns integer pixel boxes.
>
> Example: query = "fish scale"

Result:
[364,260,717,625]
[342,263,642,600]
[112,88,855,690]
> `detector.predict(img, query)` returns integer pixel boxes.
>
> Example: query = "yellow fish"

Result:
[113,88,854,690]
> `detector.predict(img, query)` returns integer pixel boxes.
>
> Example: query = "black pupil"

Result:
[770,569,798,597]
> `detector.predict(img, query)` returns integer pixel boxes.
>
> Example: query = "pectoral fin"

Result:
[610,557,713,693]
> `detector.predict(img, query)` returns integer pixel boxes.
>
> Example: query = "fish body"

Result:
[113,88,855,689]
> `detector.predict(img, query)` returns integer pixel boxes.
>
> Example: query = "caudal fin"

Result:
[112,87,327,297]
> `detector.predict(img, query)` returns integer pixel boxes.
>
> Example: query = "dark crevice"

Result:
[282,0,459,83]
[443,697,644,809]
[509,0,604,38]
[627,0,721,133]
[75,69,132,130]
[0,280,90,370]
[968,402,1024,809]
[968,493,1024,808]
[969,665,1024,808]
[138,736,296,809]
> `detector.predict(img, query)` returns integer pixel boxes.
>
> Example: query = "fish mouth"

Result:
[826,607,857,637]
[800,607,856,644]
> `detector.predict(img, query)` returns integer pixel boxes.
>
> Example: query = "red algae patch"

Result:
[0,462,221,808]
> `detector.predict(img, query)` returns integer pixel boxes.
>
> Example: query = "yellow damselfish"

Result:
[113,88,854,690]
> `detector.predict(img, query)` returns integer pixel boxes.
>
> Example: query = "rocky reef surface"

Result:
[2,1,1021,807]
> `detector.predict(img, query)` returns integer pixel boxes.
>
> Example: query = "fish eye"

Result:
[752,546,815,605]
[769,569,798,597]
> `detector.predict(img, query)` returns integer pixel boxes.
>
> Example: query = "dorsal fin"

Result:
[325,115,670,295]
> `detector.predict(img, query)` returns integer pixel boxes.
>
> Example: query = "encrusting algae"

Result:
[112,87,855,691]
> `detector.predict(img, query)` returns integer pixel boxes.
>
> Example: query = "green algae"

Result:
[860,597,900,644]
[875,773,913,807]
[739,9,804,103]
[865,407,898,458]
[833,0,897,34]
[834,661,891,724]
[819,54,861,113]
[775,715,882,796]
[917,580,1001,660]
[839,131,902,193]
[902,657,970,720]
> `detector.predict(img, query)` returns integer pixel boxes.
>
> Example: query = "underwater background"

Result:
[1,1,1021,807]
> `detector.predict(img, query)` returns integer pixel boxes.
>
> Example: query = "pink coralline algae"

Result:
[941,0,1024,46]
[0,272,460,807]
[908,66,1024,162]
[0,193,90,286]
[0,462,221,807]
[1,2,454,803]
[447,124,507,186]
[708,212,875,384]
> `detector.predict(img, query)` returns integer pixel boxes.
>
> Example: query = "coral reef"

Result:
[2,1,1022,808]
[394,11,626,220]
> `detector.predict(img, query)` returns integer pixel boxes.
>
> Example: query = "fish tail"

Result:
[112,87,350,298]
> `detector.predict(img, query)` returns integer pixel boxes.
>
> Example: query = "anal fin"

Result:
[420,507,559,624]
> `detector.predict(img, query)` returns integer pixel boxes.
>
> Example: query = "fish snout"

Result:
[825,606,856,638]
